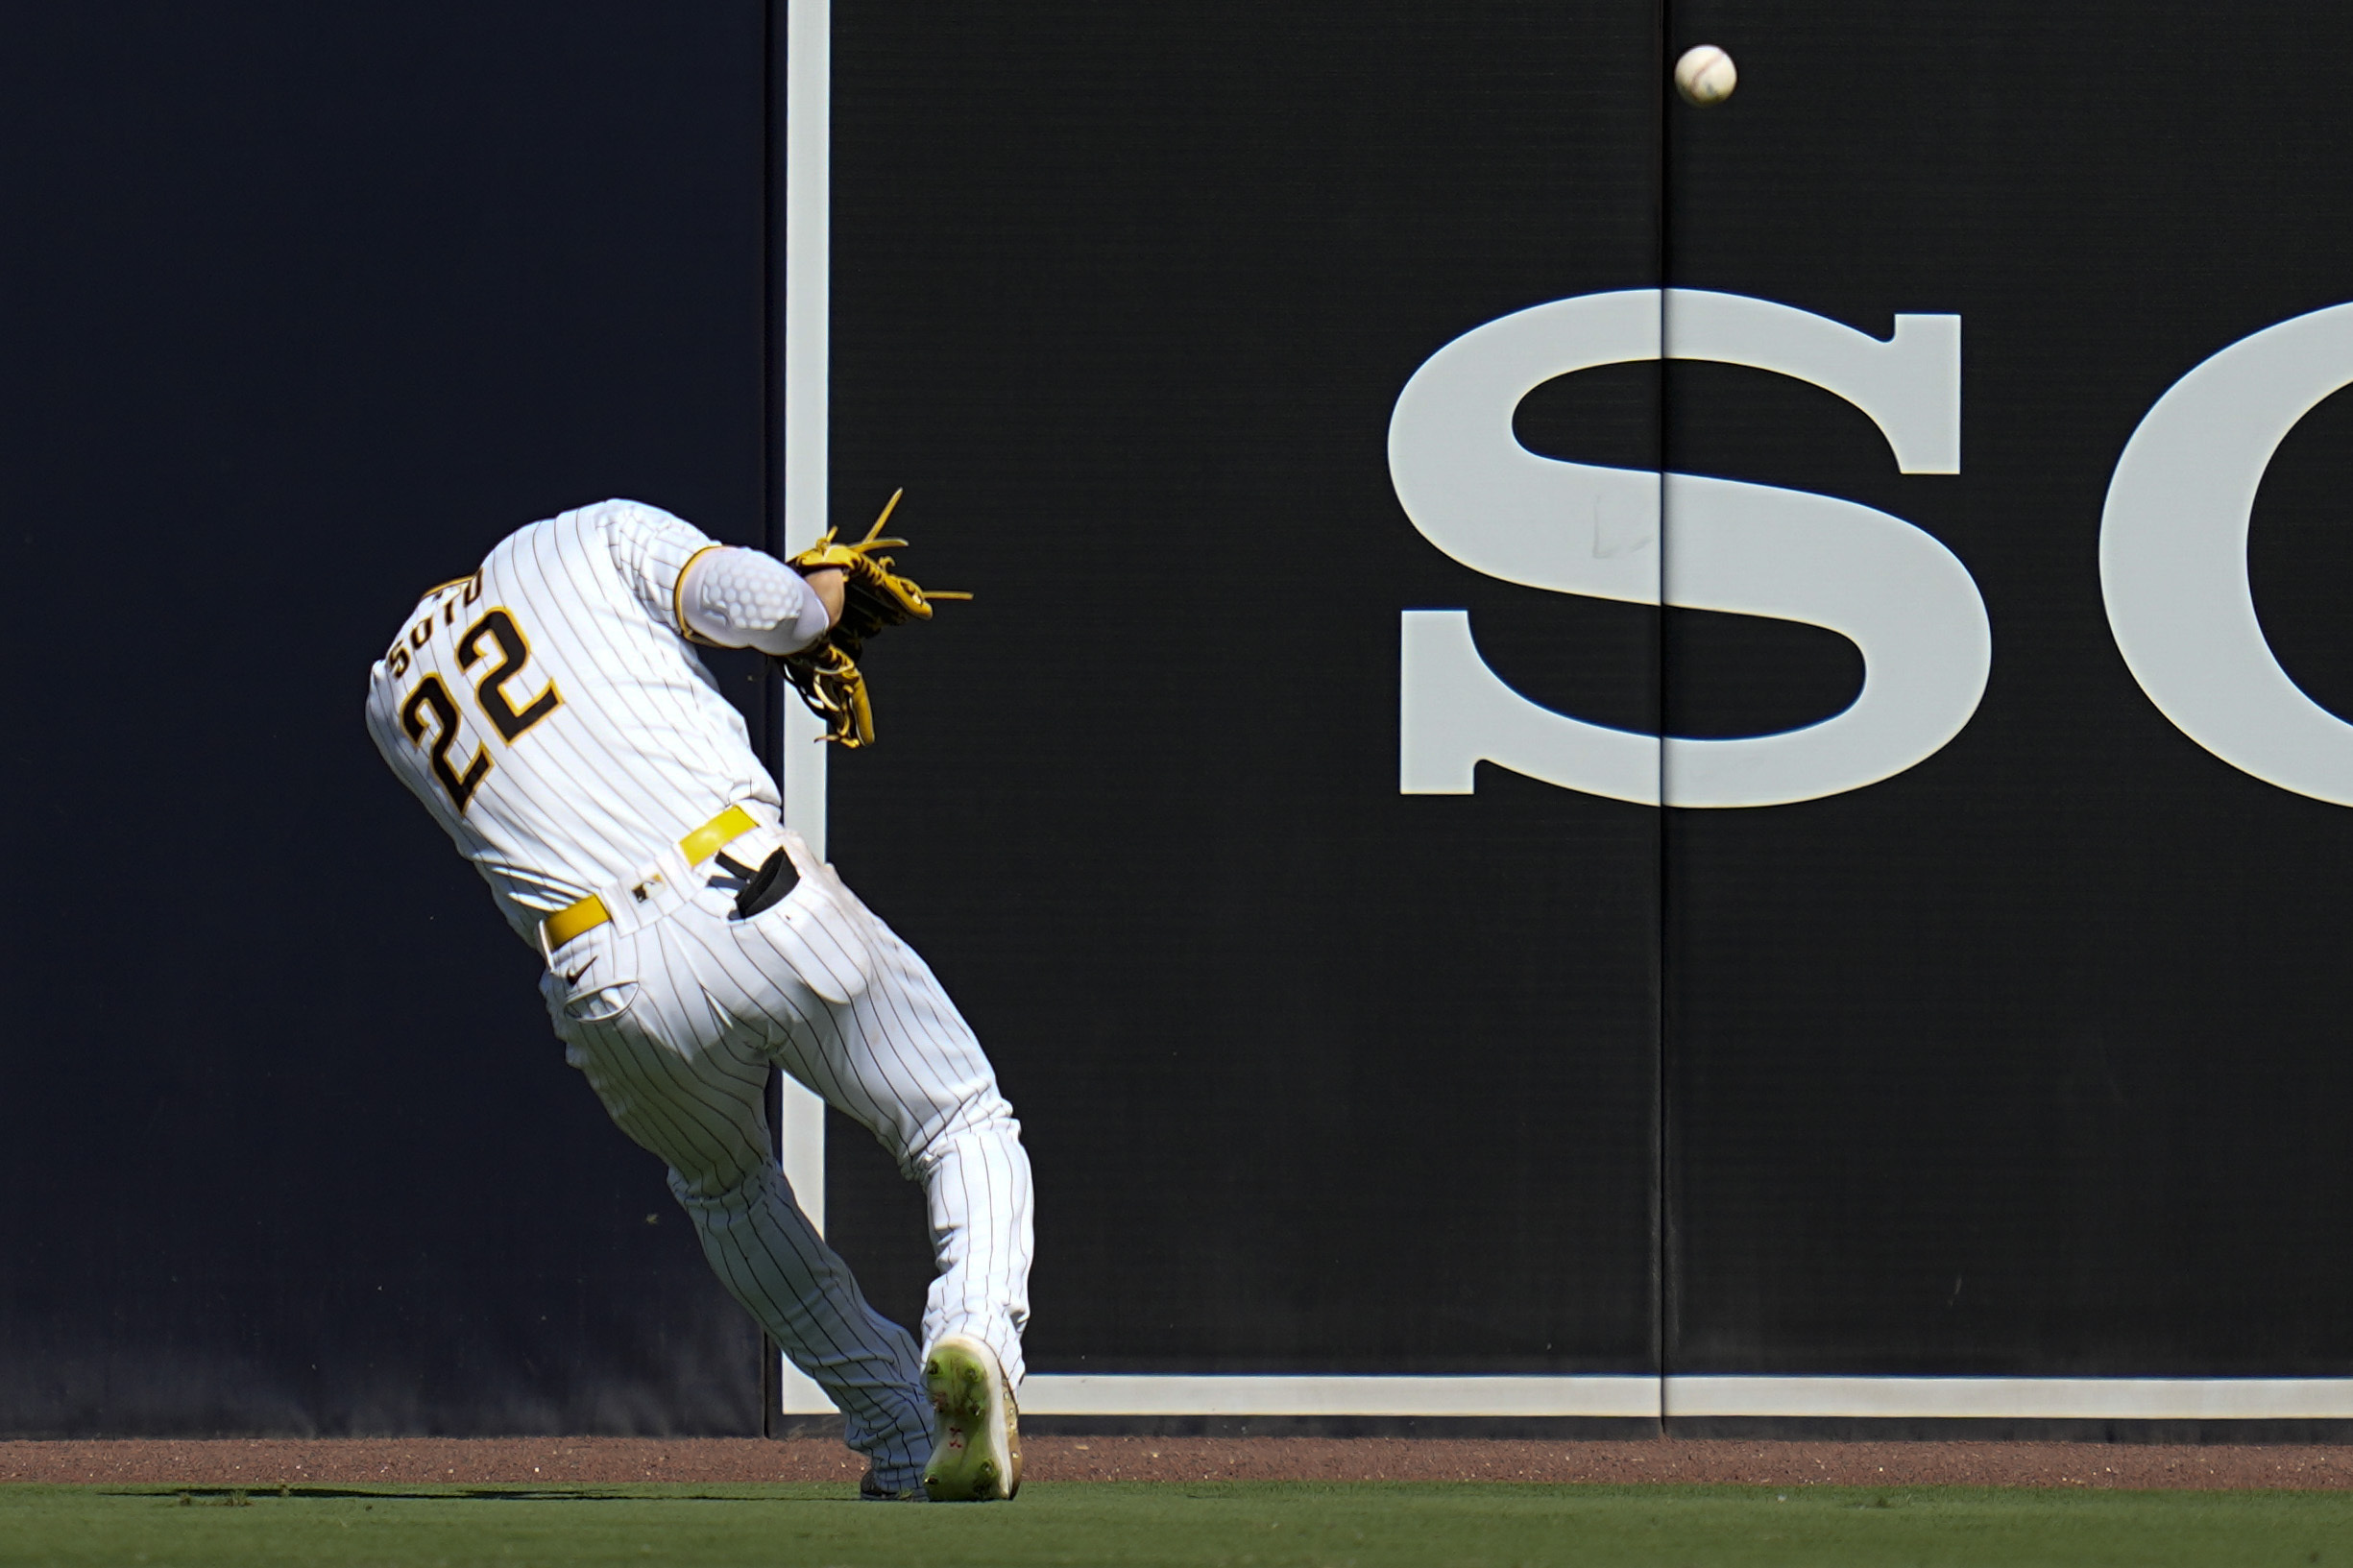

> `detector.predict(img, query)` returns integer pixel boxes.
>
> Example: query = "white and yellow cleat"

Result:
[919,1334,1021,1502]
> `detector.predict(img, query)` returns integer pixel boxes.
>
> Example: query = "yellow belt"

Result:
[542,804,760,952]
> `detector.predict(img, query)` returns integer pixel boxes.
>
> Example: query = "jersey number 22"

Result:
[399,607,564,812]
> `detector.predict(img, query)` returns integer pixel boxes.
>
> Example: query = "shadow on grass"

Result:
[101,1486,861,1506]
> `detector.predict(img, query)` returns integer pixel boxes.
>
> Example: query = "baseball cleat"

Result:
[858,1468,926,1502]
[919,1334,1021,1502]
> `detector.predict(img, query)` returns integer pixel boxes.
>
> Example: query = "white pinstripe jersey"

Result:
[365,499,776,944]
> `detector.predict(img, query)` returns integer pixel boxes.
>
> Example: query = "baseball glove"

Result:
[776,490,969,748]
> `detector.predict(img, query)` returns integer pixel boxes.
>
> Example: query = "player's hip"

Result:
[536,808,884,1043]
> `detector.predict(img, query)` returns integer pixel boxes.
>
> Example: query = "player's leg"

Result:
[729,881,1035,1386]
[910,1103,1034,1388]
[710,861,1033,1497]
[547,929,933,1490]
[844,928,1032,1501]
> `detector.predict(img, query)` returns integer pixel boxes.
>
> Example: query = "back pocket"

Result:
[750,883,872,1004]
[561,980,640,1025]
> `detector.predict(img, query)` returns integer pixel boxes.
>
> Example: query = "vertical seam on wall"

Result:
[1654,0,1673,1431]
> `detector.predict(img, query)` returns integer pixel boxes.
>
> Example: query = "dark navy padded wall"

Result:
[820,0,1666,1376]
[0,2,771,1434]
[1661,0,2353,1376]
[15,0,2353,1440]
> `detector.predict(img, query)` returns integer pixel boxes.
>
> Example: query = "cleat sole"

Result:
[919,1335,1021,1502]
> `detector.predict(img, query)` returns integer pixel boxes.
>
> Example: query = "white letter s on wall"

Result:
[1392,289,1991,808]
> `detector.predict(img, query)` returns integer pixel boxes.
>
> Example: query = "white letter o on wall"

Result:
[2101,303,2353,805]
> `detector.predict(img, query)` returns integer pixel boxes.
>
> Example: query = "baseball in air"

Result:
[1674,45,1737,106]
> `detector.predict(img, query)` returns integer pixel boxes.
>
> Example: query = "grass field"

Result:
[3,1481,2349,1567]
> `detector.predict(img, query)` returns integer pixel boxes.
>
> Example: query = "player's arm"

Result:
[677,546,845,653]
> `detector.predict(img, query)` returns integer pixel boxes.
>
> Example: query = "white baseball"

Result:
[1674,45,1737,106]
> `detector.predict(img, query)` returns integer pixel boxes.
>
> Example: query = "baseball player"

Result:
[364,497,1031,1502]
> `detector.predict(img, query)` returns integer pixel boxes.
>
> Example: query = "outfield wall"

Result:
[6,0,2353,1435]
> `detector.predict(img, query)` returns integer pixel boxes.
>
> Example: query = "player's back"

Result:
[364,499,775,942]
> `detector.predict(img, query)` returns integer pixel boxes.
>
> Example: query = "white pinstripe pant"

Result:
[542,826,1032,1484]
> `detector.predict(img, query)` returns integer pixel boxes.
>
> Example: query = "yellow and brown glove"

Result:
[776,490,968,748]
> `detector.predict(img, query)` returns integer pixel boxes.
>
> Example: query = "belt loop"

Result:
[644,845,693,904]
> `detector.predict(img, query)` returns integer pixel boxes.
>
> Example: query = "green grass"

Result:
[2,1481,2350,1567]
